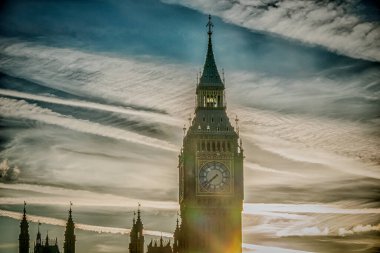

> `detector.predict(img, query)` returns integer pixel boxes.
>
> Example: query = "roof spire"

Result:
[45,231,49,246]
[199,15,223,87]
[64,202,76,253]
[36,222,42,244]
[19,200,30,253]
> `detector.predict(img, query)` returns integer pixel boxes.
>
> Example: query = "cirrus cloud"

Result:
[163,0,380,62]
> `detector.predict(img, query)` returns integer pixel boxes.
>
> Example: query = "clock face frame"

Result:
[198,161,231,194]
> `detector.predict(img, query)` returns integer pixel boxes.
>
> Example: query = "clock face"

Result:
[199,162,231,193]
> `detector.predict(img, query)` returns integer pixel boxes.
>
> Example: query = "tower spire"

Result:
[199,15,223,87]
[129,203,144,253]
[45,232,49,246]
[19,201,29,253]
[36,222,41,245]
[64,202,76,253]
[173,211,182,253]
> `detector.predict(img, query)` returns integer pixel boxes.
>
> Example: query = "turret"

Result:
[129,204,144,253]
[64,202,76,253]
[36,223,42,245]
[172,216,181,253]
[19,201,29,253]
[45,233,49,247]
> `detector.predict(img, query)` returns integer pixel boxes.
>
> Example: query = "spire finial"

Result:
[137,202,141,219]
[69,201,73,218]
[23,201,26,216]
[206,14,213,39]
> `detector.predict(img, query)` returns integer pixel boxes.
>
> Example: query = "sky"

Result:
[0,0,379,252]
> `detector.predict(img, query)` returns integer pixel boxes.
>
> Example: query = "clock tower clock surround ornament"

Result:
[178,15,244,253]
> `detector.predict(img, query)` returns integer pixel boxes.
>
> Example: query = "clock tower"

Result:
[178,15,244,253]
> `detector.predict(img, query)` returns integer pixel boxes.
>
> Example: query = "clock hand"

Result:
[202,174,219,188]
[209,174,219,183]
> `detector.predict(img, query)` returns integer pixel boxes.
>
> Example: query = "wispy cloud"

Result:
[242,243,314,253]
[338,224,380,236]
[163,0,380,62]
[245,162,306,178]
[0,97,178,152]
[244,202,380,238]
[0,183,178,210]
[1,38,378,167]
[244,203,380,215]
[238,105,380,175]
[0,38,195,116]
[0,89,182,127]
